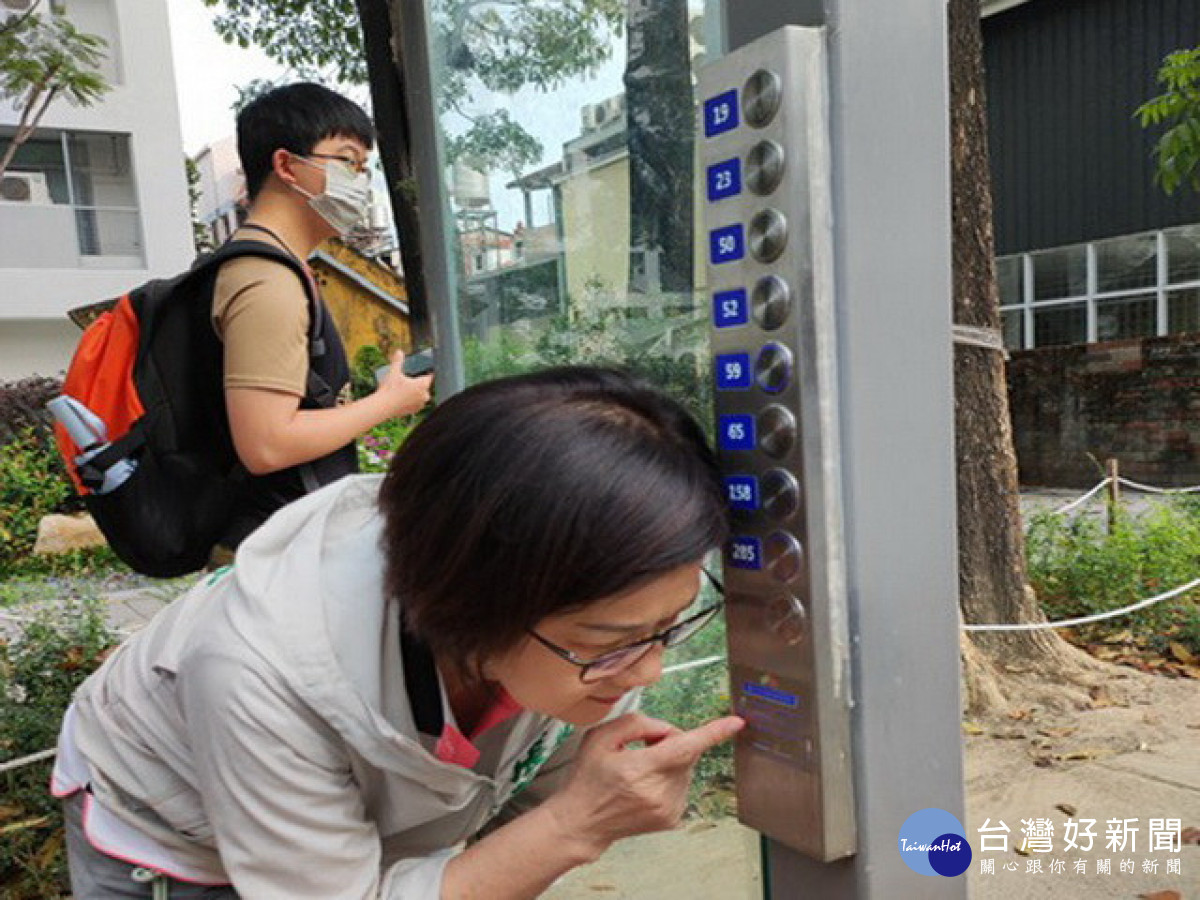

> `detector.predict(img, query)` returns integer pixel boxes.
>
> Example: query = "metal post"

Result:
[725,2,967,898]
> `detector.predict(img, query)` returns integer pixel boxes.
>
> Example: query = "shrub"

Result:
[0,429,82,578]
[1025,501,1200,655]
[0,598,118,898]
[0,376,61,446]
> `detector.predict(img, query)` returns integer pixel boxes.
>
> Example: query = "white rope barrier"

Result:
[1117,476,1200,495]
[0,747,55,775]
[963,575,1200,632]
[662,654,725,676]
[1048,478,1111,515]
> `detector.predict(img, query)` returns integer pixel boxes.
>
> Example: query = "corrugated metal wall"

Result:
[984,0,1200,255]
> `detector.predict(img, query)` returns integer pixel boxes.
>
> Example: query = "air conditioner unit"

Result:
[581,95,627,133]
[0,171,52,204]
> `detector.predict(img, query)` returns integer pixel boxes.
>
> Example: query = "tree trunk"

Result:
[948,0,1099,714]
[624,0,694,299]
[355,0,431,346]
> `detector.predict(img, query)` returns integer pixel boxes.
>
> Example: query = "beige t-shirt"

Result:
[211,230,311,397]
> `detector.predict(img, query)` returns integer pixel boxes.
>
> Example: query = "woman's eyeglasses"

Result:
[528,571,724,684]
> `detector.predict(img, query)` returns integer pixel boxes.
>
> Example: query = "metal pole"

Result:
[725,2,967,897]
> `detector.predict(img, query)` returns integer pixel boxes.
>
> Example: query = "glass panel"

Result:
[0,134,70,204]
[67,132,138,208]
[1001,308,1024,351]
[996,255,1022,305]
[1165,224,1200,285]
[1168,287,1200,333]
[75,208,142,259]
[422,6,759,893]
[1033,302,1086,347]
[1031,245,1086,301]
[1095,293,1155,342]
[426,0,717,425]
[1095,232,1157,293]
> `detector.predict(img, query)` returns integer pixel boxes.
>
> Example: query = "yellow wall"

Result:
[310,240,413,364]
[559,153,708,313]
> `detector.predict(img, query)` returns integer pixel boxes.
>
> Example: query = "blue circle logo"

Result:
[897,808,972,877]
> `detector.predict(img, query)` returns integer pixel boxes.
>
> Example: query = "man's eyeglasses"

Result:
[528,571,725,684]
[306,152,370,174]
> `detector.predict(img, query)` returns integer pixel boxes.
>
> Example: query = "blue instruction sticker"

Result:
[704,89,739,137]
[707,158,742,201]
[724,475,759,511]
[719,414,755,451]
[743,681,800,709]
[713,289,748,328]
[710,223,745,265]
[715,353,752,390]
[728,536,763,570]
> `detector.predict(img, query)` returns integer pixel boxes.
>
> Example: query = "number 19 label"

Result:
[704,89,739,137]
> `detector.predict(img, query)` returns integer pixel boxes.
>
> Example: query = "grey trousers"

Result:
[63,793,240,899]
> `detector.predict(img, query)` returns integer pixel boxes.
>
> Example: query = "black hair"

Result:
[236,82,375,198]
[379,366,728,674]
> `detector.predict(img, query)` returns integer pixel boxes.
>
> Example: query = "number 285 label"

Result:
[728,536,763,570]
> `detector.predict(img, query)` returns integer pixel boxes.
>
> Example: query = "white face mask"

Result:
[291,155,372,237]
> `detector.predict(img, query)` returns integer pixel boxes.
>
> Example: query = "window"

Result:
[999,225,1200,350]
[0,130,142,267]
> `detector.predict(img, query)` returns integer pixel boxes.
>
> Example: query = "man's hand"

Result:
[545,713,745,861]
[375,349,433,418]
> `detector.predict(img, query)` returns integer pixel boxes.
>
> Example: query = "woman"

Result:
[54,366,743,899]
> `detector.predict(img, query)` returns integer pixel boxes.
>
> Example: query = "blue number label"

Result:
[716,352,752,390]
[710,224,745,265]
[728,536,763,570]
[704,89,739,137]
[713,289,748,328]
[707,158,741,201]
[719,414,755,451]
[725,476,759,511]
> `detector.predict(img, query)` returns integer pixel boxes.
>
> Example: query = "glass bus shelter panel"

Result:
[422,0,730,421]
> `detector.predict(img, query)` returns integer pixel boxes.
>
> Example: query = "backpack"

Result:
[52,241,342,577]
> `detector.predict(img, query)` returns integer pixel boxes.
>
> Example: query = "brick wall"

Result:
[1007,334,1200,488]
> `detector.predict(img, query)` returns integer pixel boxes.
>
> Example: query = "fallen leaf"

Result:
[588,885,618,893]
[1055,803,1077,816]
[1181,826,1200,845]
[989,729,1027,740]
[0,804,25,820]
[686,821,717,834]
[1055,748,1108,762]
[1032,755,1055,768]
[1168,642,1196,665]
[1013,840,1030,856]
[33,828,63,871]
[1037,726,1078,739]
[962,722,985,736]
[1137,891,1181,900]
[0,816,50,836]
[1007,708,1032,721]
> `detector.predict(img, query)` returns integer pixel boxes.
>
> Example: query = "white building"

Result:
[0,0,193,379]
[192,134,245,246]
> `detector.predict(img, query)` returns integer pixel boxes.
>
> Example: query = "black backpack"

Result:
[53,241,344,577]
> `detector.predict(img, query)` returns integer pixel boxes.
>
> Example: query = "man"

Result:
[212,83,432,552]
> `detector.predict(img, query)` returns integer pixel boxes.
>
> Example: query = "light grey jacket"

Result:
[66,475,627,898]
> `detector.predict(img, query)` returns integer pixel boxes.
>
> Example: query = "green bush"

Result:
[0,598,118,898]
[0,429,77,579]
[350,344,390,401]
[1025,501,1200,654]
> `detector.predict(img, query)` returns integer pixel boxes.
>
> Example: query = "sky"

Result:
[166,0,287,155]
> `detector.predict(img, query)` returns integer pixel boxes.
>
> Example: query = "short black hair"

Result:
[236,82,375,198]
[380,366,728,674]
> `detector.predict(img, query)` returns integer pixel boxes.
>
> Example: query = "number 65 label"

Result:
[720,414,755,451]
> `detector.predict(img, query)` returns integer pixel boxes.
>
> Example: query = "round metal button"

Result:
[751,275,792,331]
[748,208,788,264]
[745,140,785,196]
[756,404,796,459]
[763,592,808,646]
[761,468,802,522]
[764,531,805,583]
[743,69,783,128]
[755,342,793,394]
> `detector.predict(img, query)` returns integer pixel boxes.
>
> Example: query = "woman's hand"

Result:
[544,713,745,861]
